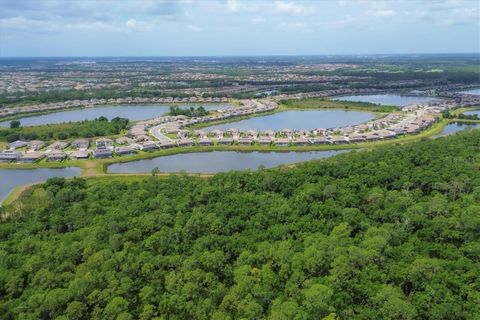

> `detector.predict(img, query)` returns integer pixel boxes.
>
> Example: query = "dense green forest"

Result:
[168,106,210,117]
[1,130,479,319]
[0,117,129,142]
[280,98,398,113]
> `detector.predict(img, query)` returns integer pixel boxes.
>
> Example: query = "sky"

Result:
[0,0,479,57]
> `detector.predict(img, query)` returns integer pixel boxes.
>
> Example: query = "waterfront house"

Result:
[193,130,207,138]
[293,137,310,146]
[218,137,233,145]
[264,130,276,137]
[116,146,136,156]
[27,140,45,151]
[245,130,258,137]
[330,136,349,144]
[19,151,45,163]
[275,138,290,146]
[257,137,272,146]
[198,138,213,146]
[280,129,293,137]
[93,147,112,159]
[47,150,67,161]
[159,141,176,149]
[8,140,27,150]
[177,139,194,147]
[238,137,253,145]
[70,150,89,160]
[348,134,366,143]
[95,138,113,148]
[0,150,21,162]
[312,137,328,145]
[48,141,69,150]
[227,128,240,137]
[365,133,381,141]
[139,141,158,151]
[210,129,224,138]
[72,139,89,150]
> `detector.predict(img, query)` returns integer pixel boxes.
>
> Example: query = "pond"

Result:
[459,88,480,95]
[332,94,440,106]
[203,110,374,132]
[0,104,230,127]
[436,122,480,137]
[463,110,480,117]
[0,167,80,204]
[107,150,347,174]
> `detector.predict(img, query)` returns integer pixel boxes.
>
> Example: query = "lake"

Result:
[463,110,480,117]
[108,150,347,174]
[0,104,230,127]
[204,110,374,132]
[0,167,80,204]
[459,88,480,95]
[436,122,480,137]
[332,94,440,106]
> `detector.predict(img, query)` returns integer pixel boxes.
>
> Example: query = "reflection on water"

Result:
[108,150,347,174]
[0,167,80,203]
[204,110,374,132]
[332,94,440,106]
[0,104,229,127]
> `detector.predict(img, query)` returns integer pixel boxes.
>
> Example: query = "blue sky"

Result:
[0,0,479,57]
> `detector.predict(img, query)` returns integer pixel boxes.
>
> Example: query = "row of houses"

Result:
[1,96,230,118]
[6,138,116,152]
[0,145,136,163]
[153,100,278,135]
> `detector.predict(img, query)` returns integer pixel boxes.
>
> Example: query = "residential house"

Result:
[93,147,112,158]
[95,138,113,148]
[116,146,136,156]
[27,140,45,151]
[47,150,67,161]
[48,141,69,150]
[0,150,21,162]
[72,139,89,150]
[8,140,27,150]
[70,150,90,160]
[139,141,158,151]
[19,152,45,163]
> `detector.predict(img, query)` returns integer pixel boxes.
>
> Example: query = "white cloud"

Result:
[225,0,240,13]
[126,18,137,28]
[272,1,315,16]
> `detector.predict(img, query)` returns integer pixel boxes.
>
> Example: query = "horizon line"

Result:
[0,52,479,59]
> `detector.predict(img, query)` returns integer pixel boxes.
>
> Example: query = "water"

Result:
[463,110,480,117]
[436,122,480,137]
[0,167,80,204]
[0,104,229,127]
[332,94,440,106]
[204,110,374,132]
[107,150,346,174]
[459,88,480,95]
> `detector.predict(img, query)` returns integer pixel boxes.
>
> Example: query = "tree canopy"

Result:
[1,130,479,319]
[0,117,129,142]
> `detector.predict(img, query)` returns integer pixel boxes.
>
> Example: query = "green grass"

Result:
[279,98,399,113]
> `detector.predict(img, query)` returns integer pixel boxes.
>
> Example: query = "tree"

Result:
[9,120,20,128]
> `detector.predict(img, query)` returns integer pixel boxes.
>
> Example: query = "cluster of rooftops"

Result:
[0,99,441,163]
